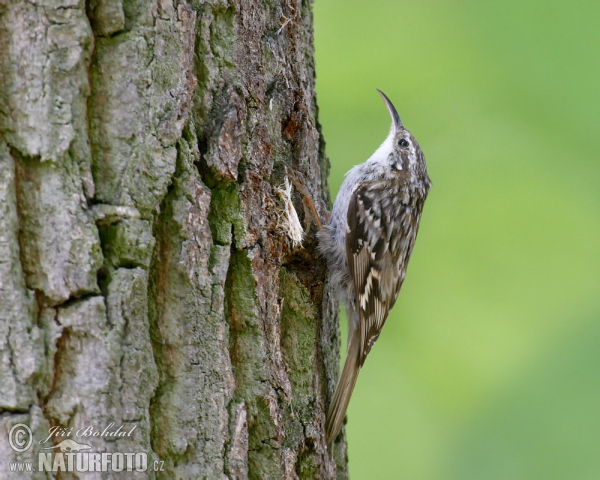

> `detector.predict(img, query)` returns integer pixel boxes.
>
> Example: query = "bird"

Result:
[317,89,431,447]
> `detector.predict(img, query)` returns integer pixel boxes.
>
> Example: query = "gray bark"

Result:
[0,0,347,478]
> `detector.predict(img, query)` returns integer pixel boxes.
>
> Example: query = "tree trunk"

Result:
[0,0,347,478]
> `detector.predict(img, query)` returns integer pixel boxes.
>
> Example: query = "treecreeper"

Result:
[315,90,432,447]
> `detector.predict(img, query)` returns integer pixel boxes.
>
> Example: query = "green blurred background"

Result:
[313,0,600,478]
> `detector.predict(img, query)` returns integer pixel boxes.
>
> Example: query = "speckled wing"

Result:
[346,183,421,364]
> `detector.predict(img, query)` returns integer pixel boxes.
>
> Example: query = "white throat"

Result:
[366,123,395,164]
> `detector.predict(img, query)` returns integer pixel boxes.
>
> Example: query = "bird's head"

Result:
[376,89,429,184]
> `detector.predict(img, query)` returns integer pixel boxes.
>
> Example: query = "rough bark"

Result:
[0,0,347,478]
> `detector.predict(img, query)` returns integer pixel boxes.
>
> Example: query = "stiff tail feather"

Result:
[325,340,361,447]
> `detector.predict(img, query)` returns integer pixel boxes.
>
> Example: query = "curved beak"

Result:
[376,89,402,132]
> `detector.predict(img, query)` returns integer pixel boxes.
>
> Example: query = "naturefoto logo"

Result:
[43,439,92,452]
[7,423,164,474]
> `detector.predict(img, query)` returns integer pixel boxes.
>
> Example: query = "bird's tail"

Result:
[325,340,361,447]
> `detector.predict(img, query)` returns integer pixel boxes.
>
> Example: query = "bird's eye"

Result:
[398,139,409,148]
